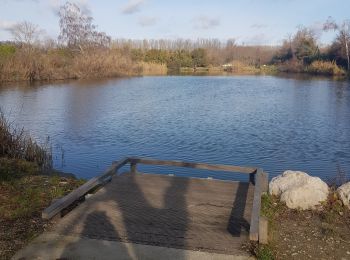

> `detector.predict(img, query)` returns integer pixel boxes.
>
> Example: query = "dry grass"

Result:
[72,49,142,78]
[0,111,52,172]
[307,60,346,76]
[0,48,74,82]
[327,165,349,188]
[225,60,260,73]
[0,47,147,82]
[140,61,167,75]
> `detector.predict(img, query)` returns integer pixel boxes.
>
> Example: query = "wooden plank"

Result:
[249,168,263,241]
[259,216,268,244]
[128,157,256,174]
[42,158,129,219]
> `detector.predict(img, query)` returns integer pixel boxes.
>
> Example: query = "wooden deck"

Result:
[41,156,268,256]
[51,172,255,254]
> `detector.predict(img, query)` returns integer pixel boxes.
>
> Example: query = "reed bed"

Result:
[140,62,167,75]
[0,111,52,170]
[0,47,145,82]
[307,60,346,76]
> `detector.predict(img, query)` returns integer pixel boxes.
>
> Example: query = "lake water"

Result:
[0,75,349,182]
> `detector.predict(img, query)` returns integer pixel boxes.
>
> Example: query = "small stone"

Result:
[347,251,350,255]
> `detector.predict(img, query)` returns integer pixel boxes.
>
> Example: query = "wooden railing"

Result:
[42,156,268,243]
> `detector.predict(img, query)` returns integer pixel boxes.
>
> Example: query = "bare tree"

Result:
[58,2,111,51]
[324,17,350,71]
[10,21,42,46]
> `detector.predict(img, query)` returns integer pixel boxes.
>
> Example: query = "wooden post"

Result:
[249,169,262,241]
[261,172,269,193]
[259,216,268,244]
[130,162,137,174]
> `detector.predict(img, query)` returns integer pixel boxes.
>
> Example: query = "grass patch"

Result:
[0,158,85,259]
[255,244,275,260]
[247,193,287,259]
[0,158,84,220]
[261,193,286,223]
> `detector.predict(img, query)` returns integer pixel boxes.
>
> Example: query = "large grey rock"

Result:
[337,182,350,209]
[269,170,329,210]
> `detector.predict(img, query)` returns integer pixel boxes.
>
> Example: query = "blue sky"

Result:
[0,0,349,45]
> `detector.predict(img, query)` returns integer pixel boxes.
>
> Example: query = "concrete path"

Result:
[13,232,254,260]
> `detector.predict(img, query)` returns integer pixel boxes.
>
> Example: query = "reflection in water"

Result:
[0,75,349,180]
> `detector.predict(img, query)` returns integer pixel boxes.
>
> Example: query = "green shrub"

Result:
[0,44,16,59]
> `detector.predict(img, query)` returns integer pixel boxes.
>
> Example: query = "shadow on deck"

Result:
[54,172,254,256]
[15,157,268,259]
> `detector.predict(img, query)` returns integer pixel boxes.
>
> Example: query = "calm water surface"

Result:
[0,75,349,181]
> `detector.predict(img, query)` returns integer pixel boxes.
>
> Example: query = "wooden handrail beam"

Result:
[128,157,257,174]
[42,158,129,219]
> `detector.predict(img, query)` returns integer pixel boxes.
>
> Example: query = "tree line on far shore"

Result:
[0,2,349,82]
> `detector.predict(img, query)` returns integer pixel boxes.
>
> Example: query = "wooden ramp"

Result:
[51,172,254,255]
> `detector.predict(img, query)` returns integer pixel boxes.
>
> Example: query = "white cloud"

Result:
[193,15,220,30]
[121,0,145,15]
[138,16,157,27]
[50,0,91,16]
[0,20,17,31]
[1,0,38,2]
[251,23,268,29]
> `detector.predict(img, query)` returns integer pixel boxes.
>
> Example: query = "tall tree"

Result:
[58,2,111,51]
[292,27,319,64]
[324,17,350,71]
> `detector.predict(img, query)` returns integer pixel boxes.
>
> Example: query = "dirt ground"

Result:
[262,194,350,260]
[0,214,52,259]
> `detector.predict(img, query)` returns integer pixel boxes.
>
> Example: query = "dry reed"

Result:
[0,111,52,170]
